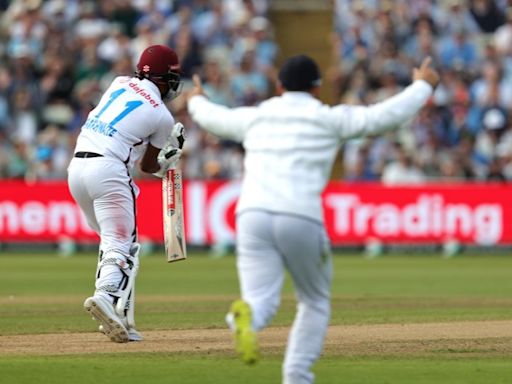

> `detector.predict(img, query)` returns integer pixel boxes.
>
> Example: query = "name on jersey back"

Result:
[83,117,117,137]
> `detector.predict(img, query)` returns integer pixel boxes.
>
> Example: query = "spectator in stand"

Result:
[496,148,512,181]
[438,27,479,72]
[170,25,203,80]
[5,138,30,179]
[202,56,234,107]
[247,16,278,73]
[469,0,505,33]
[475,106,508,164]
[0,131,10,177]
[97,24,132,65]
[191,0,230,47]
[470,61,512,112]
[33,125,70,180]
[345,145,380,182]
[485,156,507,181]
[438,154,466,181]
[436,0,480,35]
[10,86,39,146]
[6,2,47,65]
[381,142,426,185]
[403,18,438,63]
[454,134,488,179]
[494,7,512,56]
[230,48,269,106]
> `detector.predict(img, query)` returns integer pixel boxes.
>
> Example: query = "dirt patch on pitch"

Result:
[0,294,238,305]
[2,320,512,358]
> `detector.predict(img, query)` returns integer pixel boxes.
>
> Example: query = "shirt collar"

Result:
[281,91,316,99]
[137,77,162,100]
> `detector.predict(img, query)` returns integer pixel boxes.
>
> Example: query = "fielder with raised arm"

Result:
[67,45,184,343]
[187,55,439,383]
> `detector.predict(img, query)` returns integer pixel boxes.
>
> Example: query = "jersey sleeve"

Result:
[187,95,256,142]
[149,111,174,149]
[329,80,433,140]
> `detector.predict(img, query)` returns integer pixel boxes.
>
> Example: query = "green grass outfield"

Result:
[1,250,512,383]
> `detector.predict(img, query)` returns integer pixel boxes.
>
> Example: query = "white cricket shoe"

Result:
[98,324,143,341]
[84,296,129,343]
[126,327,143,341]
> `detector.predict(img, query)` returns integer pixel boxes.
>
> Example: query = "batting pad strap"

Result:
[115,244,141,318]
[95,251,132,299]
[96,283,122,296]
[99,250,131,271]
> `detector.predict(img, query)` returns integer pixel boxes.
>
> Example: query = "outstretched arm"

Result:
[333,57,440,139]
[187,75,255,142]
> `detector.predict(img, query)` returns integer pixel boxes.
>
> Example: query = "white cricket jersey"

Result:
[74,76,174,170]
[188,80,433,223]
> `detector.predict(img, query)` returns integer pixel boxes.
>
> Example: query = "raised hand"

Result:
[413,56,440,88]
[187,74,206,100]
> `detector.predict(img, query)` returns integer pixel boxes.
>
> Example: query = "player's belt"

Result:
[74,152,103,158]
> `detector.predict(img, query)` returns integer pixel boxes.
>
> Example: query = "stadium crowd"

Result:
[0,0,274,181]
[333,0,512,183]
[0,0,511,183]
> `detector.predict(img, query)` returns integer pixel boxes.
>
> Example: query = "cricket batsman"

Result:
[67,45,184,343]
[187,55,439,383]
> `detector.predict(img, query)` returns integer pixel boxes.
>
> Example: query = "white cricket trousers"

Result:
[236,210,332,384]
[68,156,137,297]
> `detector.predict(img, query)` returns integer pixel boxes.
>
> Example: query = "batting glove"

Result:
[166,122,185,149]
[153,147,182,178]
[152,122,185,178]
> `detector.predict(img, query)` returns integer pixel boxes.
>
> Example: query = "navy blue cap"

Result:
[278,54,321,91]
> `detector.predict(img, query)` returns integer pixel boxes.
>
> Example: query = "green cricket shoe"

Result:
[229,299,260,365]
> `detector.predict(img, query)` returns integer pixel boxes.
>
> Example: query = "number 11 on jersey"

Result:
[96,88,143,127]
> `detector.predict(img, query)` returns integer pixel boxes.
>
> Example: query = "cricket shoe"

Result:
[227,299,260,365]
[84,296,129,343]
[126,327,143,341]
[99,324,143,342]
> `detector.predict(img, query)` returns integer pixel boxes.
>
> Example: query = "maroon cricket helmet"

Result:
[136,45,182,99]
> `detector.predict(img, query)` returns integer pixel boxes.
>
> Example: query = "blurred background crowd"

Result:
[333,0,512,183]
[0,0,511,183]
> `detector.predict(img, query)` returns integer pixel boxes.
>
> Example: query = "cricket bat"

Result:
[163,134,187,262]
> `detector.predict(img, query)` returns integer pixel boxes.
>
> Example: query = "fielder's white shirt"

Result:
[188,80,433,222]
[74,76,174,170]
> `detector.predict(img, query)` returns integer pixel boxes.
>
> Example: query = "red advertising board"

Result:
[0,180,510,245]
[322,183,511,245]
